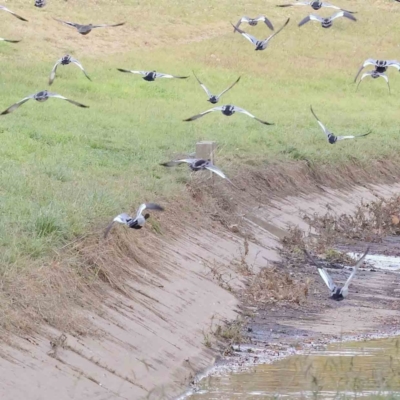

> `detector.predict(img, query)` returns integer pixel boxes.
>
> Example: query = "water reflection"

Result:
[189,337,400,399]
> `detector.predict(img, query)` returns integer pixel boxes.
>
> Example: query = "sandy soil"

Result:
[1,183,400,400]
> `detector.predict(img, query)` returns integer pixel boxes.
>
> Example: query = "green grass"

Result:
[1,0,400,267]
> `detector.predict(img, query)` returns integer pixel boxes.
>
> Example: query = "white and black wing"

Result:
[91,22,125,29]
[0,5,28,21]
[104,213,132,238]
[160,158,197,167]
[321,2,356,13]
[234,106,274,125]
[276,2,310,8]
[183,107,222,122]
[216,76,241,99]
[155,72,189,79]
[0,38,20,43]
[387,60,400,71]
[318,268,337,292]
[46,92,89,108]
[264,18,290,44]
[0,95,35,115]
[353,59,377,83]
[298,14,323,27]
[49,58,63,85]
[310,106,331,138]
[342,246,369,291]
[53,18,80,28]
[234,16,250,31]
[254,15,274,30]
[357,72,390,93]
[117,69,147,76]
[136,203,164,218]
[231,23,259,46]
[336,131,371,141]
[330,11,357,22]
[193,71,212,97]
[70,58,91,81]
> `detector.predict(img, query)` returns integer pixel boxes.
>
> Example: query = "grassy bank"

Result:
[1,0,400,268]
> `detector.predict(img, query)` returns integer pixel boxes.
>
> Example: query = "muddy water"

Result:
[189,337,400,399]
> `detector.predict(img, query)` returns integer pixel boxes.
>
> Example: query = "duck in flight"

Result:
[117,69,189,81]
[304,247,369,301]
[353,59,400,83]
[277,1,355,13]
[0,5,28,21]
[310,106,370,144]
[193,72,241,104]
[298,11,356,28]
[161,158,237,187]
[234,16,274,31]
[104,203,164,238]
[35,0,46,7]
[0,90,89,115]
[184,105,273,125]
[232,18,290,51]
[356,71,391,93]
[49,55,91,85]
[54,18,125,35]
[0,38,20,43]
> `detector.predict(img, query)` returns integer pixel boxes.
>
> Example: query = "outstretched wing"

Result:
[104,213,132,238]
[70,58,91,81]
[234,16,249,31]
[342,246,370,291]
[357,72,390,93]
[193,71,212,97]
[160,159,197,167]
[276,2,310,8]
[0,95,34,115]
[46,92,89,108]
[310,105,331,138]
[234,106,274,125]
[353,59,376,83]
[117,69,147,75]
[136,203,164,218]
[49,58,62,85]
[155,72,189,79]
[318,268,337,292]
[91,22,125,29]
[0,38,20,43]
[264,18,290,43]
[231,23,259,45]
[254,15,274,30]
[0,5,28,21]
[298,14,323,27]
[183,107,222,122]
[216,76,241,99]
[53,18,79,28]
[321,2,356,13]
[330,11,357,22]
[336,131,371,141]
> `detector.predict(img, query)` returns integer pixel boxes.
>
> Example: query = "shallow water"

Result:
[188,337,400,399]
[348,253,400,272]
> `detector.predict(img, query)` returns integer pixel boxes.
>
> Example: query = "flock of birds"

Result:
[0,1,394,300]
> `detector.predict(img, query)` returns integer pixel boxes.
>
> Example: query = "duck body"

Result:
[311,1,322,10]
[127,215,148,229]
[143,71,157,81]
[34,91,50,102]
[221,105,235,116]
[61,55,72,65]
[327,134,337,144]
[321,18,333,28]
[208,95,218,104]
[331,287,344,301]
[189,159,211,171]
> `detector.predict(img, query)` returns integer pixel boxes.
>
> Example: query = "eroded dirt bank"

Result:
[1,181,400,400]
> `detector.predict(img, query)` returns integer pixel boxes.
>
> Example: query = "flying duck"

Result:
[356,71,391,93]
[104,203,164,238]
[298,11,356,28]
[0,37,20,43]
[184,105,273,125]
[232,18,290,51]
[234,16,274,31]
[161,158,237,186]
[354,59,400,83]
[117,69,189,81]
[49,55,91,85]
[0,5,28,21]
[0,90,89,115]
[54,18,125,35]
[193,72,241,104]
[35,0,46,7]
[277,1,355,13]
[304,247,369,301]
[310,106,370,144]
